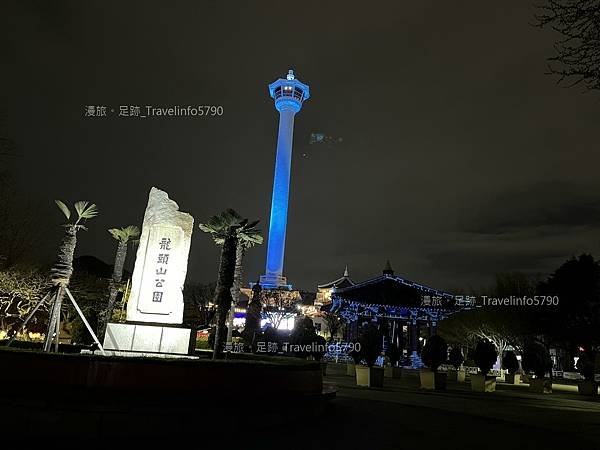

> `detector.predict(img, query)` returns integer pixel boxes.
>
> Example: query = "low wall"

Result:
[0,347,323,400]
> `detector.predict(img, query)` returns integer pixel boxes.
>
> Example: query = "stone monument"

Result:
[103,187,194,355]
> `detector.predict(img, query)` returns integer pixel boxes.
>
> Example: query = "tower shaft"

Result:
[262,109,296,288]
[260,70,310,289]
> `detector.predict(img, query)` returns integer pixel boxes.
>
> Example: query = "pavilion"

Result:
[328,261,470,368]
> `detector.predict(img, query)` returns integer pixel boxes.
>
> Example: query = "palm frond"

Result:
[54,200,71,220]
[108,228,126,242]
[200,209,263,248]
[109,225,140,243]
[74,201,99,220]
[123,225,140,239]
[199,208,243,236]
[74,201,90,217]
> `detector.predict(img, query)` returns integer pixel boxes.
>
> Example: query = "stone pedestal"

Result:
[103,187,194,356]
[104,323,191,355]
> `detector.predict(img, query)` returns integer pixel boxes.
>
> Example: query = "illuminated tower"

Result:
[259,69,310,289]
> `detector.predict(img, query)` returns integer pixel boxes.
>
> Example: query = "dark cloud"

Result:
[2,1,599,291]
[460,181,600,235]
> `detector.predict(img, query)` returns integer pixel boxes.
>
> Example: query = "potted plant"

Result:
[522,341,553,394]
[347,347,361,376]
[576,352,598,397]
[355,323,384,388]
[470,339,498,392]
[447,347,466,382]
[420,335,448,390]
[502,351,520,384]
[384,342,402,378]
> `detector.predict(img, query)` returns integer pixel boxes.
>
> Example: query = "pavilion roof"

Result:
[332,273,455,309]
[318,266,354,289]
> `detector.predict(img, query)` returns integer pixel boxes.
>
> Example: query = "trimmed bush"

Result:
[502,351,519,374]
[358,323,382,367]
[473,339,497,375]
[448,347,464,370]
[386,342,401,367]
[576,352,596,381]
[421,335,448,372]
[522,341,552,378]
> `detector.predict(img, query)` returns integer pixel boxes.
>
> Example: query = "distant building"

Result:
[316,266,354,307]
[328,260,468,368]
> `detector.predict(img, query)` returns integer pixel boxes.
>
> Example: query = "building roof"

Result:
[333,273,455,309]
[318,266,355,289]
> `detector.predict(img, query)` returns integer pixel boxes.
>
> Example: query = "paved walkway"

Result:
[317,374,600,449]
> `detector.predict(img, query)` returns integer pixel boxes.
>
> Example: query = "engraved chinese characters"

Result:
[137,225,184,315]
[126,187,194,324]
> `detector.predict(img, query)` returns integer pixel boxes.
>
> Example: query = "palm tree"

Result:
[227,217,262,345]
[199,209,262,358]
[46,200,98,349]
[101,225,139,338]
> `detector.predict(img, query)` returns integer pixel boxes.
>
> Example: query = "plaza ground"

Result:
[2,369,599,448]
[318,374,600,449]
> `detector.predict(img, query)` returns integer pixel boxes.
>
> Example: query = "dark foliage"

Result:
[448,347,464,370]
[537,254,600,352]
[502,351,519,374]
[522,341,553,378]
[576,351,596,381]
[358,322,382,367]
[241,282,263,345]
[289,316,317,358]
[535,0,600,92]
[386,342,401,366]
[473,339,498,375]
[311,334,327,362]
[421,335,448,372]
[349,348,362,364]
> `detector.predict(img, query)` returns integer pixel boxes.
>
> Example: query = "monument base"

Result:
[103,323,192,355]
[258,274,291,290]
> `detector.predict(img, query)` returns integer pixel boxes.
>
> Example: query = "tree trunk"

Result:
[45,227,78,349]
[101,239,127,338]
[212,229,237,359]
[50,226,77,286]
[242,283,262,348]
[226,244,245,345]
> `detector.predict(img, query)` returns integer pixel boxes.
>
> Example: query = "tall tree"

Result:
[183,281,217,327]
[46,200,98,347]
[322,311,345,341]
[200,209,262,357]
[535,0,600,92]
[199,209,240,359]
[100,225,139,337]
[242,281,263,347]
[227,219,262,345]
[537,254,600,361]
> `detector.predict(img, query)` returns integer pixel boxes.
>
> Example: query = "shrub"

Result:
[311,334,327,362]
[502,351,519,374]
[289,316,316,358]
[576,352,596,381]
[521,341,552,378]
[349,348,362,364]
[358,322,382,367]
[473,339,498,375]
[448,347,464,370]
[386,342,401,367]
[421,335,448,372]
[207,326,216,349]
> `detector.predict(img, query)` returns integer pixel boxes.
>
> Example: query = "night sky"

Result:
[3,1,599,292]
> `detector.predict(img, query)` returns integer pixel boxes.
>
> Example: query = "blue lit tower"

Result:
[259,69,310,289]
